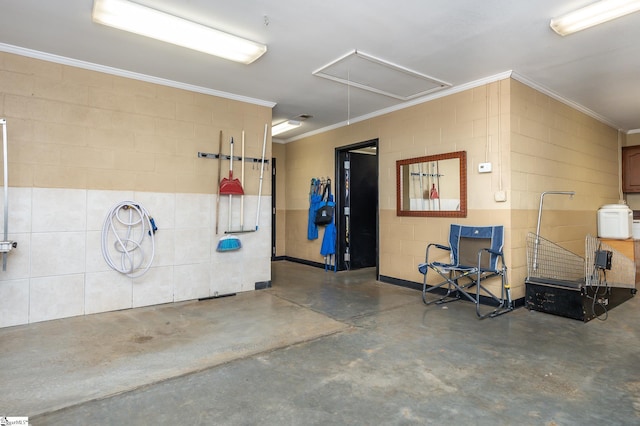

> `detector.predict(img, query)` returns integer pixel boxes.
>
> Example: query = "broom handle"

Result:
[241,131,245,230]
[228,137,234,232]
[215,131,223,235]
[256,124,267,231]
[229,137,234,177]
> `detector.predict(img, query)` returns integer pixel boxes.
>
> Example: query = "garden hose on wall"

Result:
[101,201,157,278]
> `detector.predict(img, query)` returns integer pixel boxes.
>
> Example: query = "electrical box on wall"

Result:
[478,162,492,173]
[494,191,507,202]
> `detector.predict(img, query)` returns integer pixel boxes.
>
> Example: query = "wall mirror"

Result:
[396,151,467,217]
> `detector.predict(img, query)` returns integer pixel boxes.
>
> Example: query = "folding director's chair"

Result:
[417,224,513,319]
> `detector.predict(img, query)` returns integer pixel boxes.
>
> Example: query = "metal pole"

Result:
[2,119,8,271]
[534,190,575,270]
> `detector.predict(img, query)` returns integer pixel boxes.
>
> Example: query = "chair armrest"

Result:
[477,247,506,270]
[484,248,503,256]
[425,243,451,263]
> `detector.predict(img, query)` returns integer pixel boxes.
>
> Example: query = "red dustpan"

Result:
[220,137,244,195]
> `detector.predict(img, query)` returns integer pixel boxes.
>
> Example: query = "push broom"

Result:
[217,137,243,252]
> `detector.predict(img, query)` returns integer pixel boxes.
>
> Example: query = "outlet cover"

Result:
[478,162,492,173]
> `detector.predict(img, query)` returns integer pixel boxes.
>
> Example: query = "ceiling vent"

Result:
[313,50,451,101]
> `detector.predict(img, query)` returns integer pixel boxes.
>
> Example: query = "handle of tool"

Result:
[240,131,245,230]
[229,137,234,177]
[215,130,223,235]
[256,124,267,231]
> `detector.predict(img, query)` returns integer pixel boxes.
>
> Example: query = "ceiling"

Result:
[1,0,639,141]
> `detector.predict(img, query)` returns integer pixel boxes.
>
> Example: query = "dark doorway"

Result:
[336,140,378,273]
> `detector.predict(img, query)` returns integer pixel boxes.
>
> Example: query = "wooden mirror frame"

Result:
[396,151,467,217]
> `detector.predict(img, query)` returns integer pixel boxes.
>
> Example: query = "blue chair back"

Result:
[449,225,504,271]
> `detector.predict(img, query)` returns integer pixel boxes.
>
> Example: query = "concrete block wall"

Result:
[508,79,620,290]
[0,51,273,327]
[280,77,620,301]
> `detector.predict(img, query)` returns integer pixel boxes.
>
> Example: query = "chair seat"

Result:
[418,262,476,275]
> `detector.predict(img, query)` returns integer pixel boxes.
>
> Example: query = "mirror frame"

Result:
[396,150,467,217]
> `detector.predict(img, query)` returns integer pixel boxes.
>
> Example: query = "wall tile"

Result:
[151,228,175,268]
[0,233,30,280]
[85,230,109,273]
[0,279,29,327]
[174,263,210,302]
[85,270,132,314]
[175,193,212,229]
[32,188,86,232]
[86,190,136,231]
[0,187,32,234]
[132,266,174,308]
[31,232,86,277]
[175,228,211,265]
[133,192,176,229]
[29,274,84,323]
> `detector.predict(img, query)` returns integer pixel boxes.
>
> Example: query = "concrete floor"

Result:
[2,261,640,425]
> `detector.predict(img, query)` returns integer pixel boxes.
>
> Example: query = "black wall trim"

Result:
[379,275,524,308]
[277,256,326,270]
[379,275,422,291]
[255,280,272,290]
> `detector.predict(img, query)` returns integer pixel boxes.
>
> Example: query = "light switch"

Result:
[478,162,492,173]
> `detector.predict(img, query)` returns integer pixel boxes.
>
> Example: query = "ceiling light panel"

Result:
[92,0,267,64]
[272,120,301,136]
[313,50,451,100]
[550,0,640,36]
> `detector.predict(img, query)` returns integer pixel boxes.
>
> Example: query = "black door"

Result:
[349,152,377,269]
[336,140,378,271]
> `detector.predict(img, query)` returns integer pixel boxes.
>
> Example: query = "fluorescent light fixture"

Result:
[550,0,640,36]
[272,120,301,136]
[92,0,267,64]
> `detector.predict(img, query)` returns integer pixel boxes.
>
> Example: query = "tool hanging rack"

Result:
[198,151,269,166]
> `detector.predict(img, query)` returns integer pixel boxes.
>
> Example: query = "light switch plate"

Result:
[478,162,492,173]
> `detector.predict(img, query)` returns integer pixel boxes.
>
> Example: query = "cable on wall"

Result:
[101,201,157,278]
[485,85,491,163]
[618,129,623,203]
[497,81,504,193]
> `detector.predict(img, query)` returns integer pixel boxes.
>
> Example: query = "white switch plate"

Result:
[494,190,507,202]
[478,162,492,173]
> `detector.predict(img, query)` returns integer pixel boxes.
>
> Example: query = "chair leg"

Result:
[474,270,514,319]
[422,270,461,305]
[422,269,479,306]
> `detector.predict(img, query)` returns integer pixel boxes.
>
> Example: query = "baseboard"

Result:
[277,256,326,270]
[378,275,422,291]
[255,280,272,290]
[379,275,525,308]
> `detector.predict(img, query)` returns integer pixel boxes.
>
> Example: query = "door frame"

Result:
[334,139,379,277]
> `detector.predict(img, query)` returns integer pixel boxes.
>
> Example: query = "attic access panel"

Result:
[313,50,451,100]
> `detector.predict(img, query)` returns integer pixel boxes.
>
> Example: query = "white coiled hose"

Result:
[101,201,155,278]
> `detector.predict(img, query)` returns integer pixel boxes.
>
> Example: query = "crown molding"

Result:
[510,71,622,131]
[280,71,514,143]
[0,43,277,108]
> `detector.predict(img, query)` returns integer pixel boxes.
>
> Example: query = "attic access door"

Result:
[336,140,378,272]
